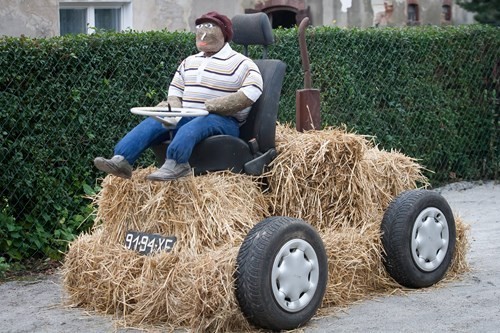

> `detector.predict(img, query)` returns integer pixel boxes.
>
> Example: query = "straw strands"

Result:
[267,125,428,231]
[64,229,251,331]
[95,169,269,252]
[62,124,469,332]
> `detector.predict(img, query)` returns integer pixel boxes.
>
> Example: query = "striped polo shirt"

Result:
[168,43,263,123]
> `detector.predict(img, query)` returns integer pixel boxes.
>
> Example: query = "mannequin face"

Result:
[195,22,225,56]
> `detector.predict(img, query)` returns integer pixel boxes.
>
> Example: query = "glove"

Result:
[205,91,253,116]
[156,96,182,109]
[155,96,183,128]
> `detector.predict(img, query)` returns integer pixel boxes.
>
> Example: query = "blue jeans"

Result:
[114,114,240,164]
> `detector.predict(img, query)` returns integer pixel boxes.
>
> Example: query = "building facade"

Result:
[0,0,476,38]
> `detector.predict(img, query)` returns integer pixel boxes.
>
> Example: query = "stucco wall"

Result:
[0,0,263,37]
[453,5,475,25]
[419,0,442,25]
[128,0,269,32]
[132,0,191,32]
[0,0,476,38]
[0,0,58,38]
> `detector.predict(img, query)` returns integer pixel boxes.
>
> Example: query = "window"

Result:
[95,8,121,31]
[407,4,419,25]
[442,5,452,22]
[59,1,132,36]
[60,9,86,35]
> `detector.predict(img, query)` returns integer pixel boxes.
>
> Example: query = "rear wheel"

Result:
[381,189,456,288]
[235,216,327,330]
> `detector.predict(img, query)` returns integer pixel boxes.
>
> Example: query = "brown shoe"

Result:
[94,155,132,179]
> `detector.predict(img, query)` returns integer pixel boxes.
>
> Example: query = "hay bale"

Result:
[64,229,252,332]
[65,169,267,332]
[266,125,428,231]
[267,125,466,309]
[63,124,469,331]
[447,216,471,279]
[94,169,269,252]
[361,146,430,208]
[320,225,393,306]
[319,215,469,308]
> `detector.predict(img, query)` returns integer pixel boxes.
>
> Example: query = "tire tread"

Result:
[235,216,327,330]
[381,190,456,288]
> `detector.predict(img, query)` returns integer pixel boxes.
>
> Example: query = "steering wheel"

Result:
[130,106,208,126]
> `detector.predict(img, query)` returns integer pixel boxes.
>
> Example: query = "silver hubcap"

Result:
[271,239,320,312]
[411,207,450,272]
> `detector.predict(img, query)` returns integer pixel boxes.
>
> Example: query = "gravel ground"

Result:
[1,181,498,333]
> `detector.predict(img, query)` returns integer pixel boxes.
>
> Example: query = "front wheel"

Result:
[235,216,328,331]
[381,189,456,288]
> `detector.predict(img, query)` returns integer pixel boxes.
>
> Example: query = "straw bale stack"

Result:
[267,125,428,231]
[64,170,265,331]
[63,124,469,332]
[64,229,251,331]
[95,169,269,252]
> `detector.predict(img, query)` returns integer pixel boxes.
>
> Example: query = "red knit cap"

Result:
[195,11,233,43]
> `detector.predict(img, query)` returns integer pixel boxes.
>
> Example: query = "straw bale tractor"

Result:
[64,13,459,332]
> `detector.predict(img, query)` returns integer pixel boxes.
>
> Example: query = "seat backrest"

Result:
[232,13,287,152]
[240,59,286,151]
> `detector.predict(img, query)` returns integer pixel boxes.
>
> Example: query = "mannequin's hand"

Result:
[205,91,253,116]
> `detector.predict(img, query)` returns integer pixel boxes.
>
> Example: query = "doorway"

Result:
[268,9,297,28]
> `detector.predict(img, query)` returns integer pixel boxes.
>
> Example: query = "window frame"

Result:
[442,0,452,23]
[407,3,420,26]
[59,1,132,35]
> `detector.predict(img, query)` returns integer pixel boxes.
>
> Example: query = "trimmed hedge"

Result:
[270,25,499,184]
[0,31,196,262]
[0,25,498,263]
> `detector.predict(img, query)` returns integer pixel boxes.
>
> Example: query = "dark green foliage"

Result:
[457,0,500,26]
[0,26,498,265]
[269,25,499,184]
[0,30,197,263]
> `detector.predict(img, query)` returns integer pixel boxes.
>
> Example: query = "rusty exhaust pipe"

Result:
[296,17,321,132]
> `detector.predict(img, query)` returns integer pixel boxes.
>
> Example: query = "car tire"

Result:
[235,216,328,331]
[381,189,456,288]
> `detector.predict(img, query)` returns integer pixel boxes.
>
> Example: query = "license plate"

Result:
[124,230,177,255]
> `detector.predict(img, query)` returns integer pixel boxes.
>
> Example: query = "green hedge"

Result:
[0,31,196,263]
[269,25,499,184]
[0,25,498,264]
[322,26,498,183]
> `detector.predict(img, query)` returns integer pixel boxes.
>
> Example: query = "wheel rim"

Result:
[271,239,320,312]
[411,207,450,272]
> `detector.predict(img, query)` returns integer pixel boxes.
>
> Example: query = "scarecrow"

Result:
[94,11,263,181]
[64,12,466,332]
